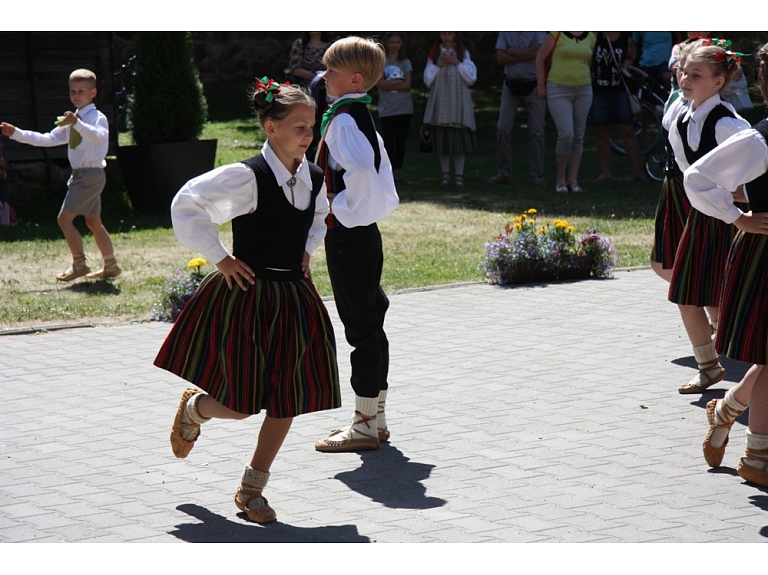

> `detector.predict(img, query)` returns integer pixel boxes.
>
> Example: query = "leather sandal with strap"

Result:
[56,259,90,282]
[87,261,122,279]
[235,485,277,523]
[170,388,202,458]
[678,359,725,394]
[441,173,451,186]
[737,447,768,488]
[315,411,380,452]
[702,398,743,467]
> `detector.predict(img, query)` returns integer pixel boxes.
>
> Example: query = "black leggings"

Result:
[380,114,411,171]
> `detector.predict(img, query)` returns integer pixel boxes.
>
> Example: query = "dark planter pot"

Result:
[504,255,593,285]
[117,139,217,213]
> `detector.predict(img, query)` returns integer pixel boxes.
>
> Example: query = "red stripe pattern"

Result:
[716,232,768,365]
[154,272,341,418]
[651,173,689,268]
[668,208,736,307]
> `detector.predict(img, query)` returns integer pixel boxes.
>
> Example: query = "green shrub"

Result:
[127,32,208,146]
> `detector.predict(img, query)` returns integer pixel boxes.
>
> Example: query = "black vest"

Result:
[677,103,735,166]
[317,102,381,194]
[233,155,324,281]
[745,119,768,214]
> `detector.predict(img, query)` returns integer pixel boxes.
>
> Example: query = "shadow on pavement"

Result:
[170,504,370,543]
[672,355,751,384]
[334,444,447,509]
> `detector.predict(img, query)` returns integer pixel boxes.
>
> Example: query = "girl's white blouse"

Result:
[171,141,329,266]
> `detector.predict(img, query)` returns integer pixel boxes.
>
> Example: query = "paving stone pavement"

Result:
[1,268,767,543]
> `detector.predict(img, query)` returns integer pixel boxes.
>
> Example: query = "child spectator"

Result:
[423,32,477,186]
[313,37,399,452]
[1,69,120,280]
[377,32,413,184]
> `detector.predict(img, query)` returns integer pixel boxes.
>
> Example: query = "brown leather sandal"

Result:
[315,411,379,452]
[702,398,743,467]
[170,388,202,459]
[235,485,277,523]
[678,360,725,394]
[737,447,768,487]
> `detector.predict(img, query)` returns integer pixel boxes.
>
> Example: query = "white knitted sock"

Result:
[237,466,270,510]
[377,389,387,432]
[743,431,768,470]
[181,392,210,442]
[326,395,378,442]
[687,342,724,388]
[710,389,748,448]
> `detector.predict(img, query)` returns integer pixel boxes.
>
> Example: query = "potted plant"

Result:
[117,32,216,213]
[482,209,617,286]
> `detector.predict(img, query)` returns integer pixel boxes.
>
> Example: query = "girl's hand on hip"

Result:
[216,254,256,290]
[302,251,312,281]
[735,212,768,235]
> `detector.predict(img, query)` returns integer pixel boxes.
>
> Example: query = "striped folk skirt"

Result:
[650,173,689,268]
[154,271,341,418]
[668,207,736,307]
[716,232,768,365]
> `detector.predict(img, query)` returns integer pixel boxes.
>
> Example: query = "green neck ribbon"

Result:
[320,95,372,136]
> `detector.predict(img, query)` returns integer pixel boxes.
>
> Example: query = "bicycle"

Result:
[610,66,668,157]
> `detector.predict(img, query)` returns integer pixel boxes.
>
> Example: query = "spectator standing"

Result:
[423,32,477,187]
[486,32,547,187]
[589,32,647,181]
[633,31,673,88]
[377,32,413,184]
[536,31,596,193]
[287,32,331,85]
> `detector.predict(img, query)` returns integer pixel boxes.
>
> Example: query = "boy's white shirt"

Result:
[323,92,399,227]
[685,128,768,224]
[171,140,329,266]
[10,103,109,169]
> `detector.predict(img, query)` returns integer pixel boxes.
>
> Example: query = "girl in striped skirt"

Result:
[685,42,768,487]
[650,55,689,282]
[662,40,751,395]
[154,80,341,523]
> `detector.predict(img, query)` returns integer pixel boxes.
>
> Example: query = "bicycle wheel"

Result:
[610,101,662,156]
[645,144,665,182]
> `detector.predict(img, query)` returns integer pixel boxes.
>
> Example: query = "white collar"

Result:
[261,141,312,190]
[685,94,722,123]
[77,103,96,115]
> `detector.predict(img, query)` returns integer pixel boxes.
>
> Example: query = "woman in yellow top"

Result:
[536,32,597,193]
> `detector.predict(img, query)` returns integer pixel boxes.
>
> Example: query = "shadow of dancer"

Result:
[170,504,371,543]
[334,444,446,509]
[672,355,751,385]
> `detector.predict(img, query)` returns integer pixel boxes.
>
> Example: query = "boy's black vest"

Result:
[745,119,768,214]
[234,154,324,281]
[315,102,380,227]
[677,104,734,166]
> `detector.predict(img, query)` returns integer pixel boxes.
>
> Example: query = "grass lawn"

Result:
[0,81,702,329]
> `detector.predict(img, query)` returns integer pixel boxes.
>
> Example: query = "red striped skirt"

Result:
[716,232,768,365]
[650,173,688,268]
[154,271,341,418]
[668,208,736,307]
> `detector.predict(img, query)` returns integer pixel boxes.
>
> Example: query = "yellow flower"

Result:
[514,223,522,230]
[188,258,207,270]
[567,226,575,233]
[513,216,521,223]
[527,208,537,214]
[538,226,546,234]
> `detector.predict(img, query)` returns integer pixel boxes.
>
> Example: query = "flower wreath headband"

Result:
[254,76,291,103]
[685,36,751,65]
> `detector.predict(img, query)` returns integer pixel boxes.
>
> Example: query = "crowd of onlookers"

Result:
[285,31,757,194]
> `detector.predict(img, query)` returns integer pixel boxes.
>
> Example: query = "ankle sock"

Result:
[710,389,748,448]
[691,341,724,385]
[327,395,378,442]
[743,431,768,470]
[377,390,387,432]
[237,466,270,510]
[181,392,210,441]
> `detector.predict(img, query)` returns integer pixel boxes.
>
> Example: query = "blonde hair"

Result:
[686,44,740,92]
[323,37,386,92]
[69,69,97,88]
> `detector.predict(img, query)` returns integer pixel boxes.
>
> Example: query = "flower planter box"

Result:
[504,255,593,285]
